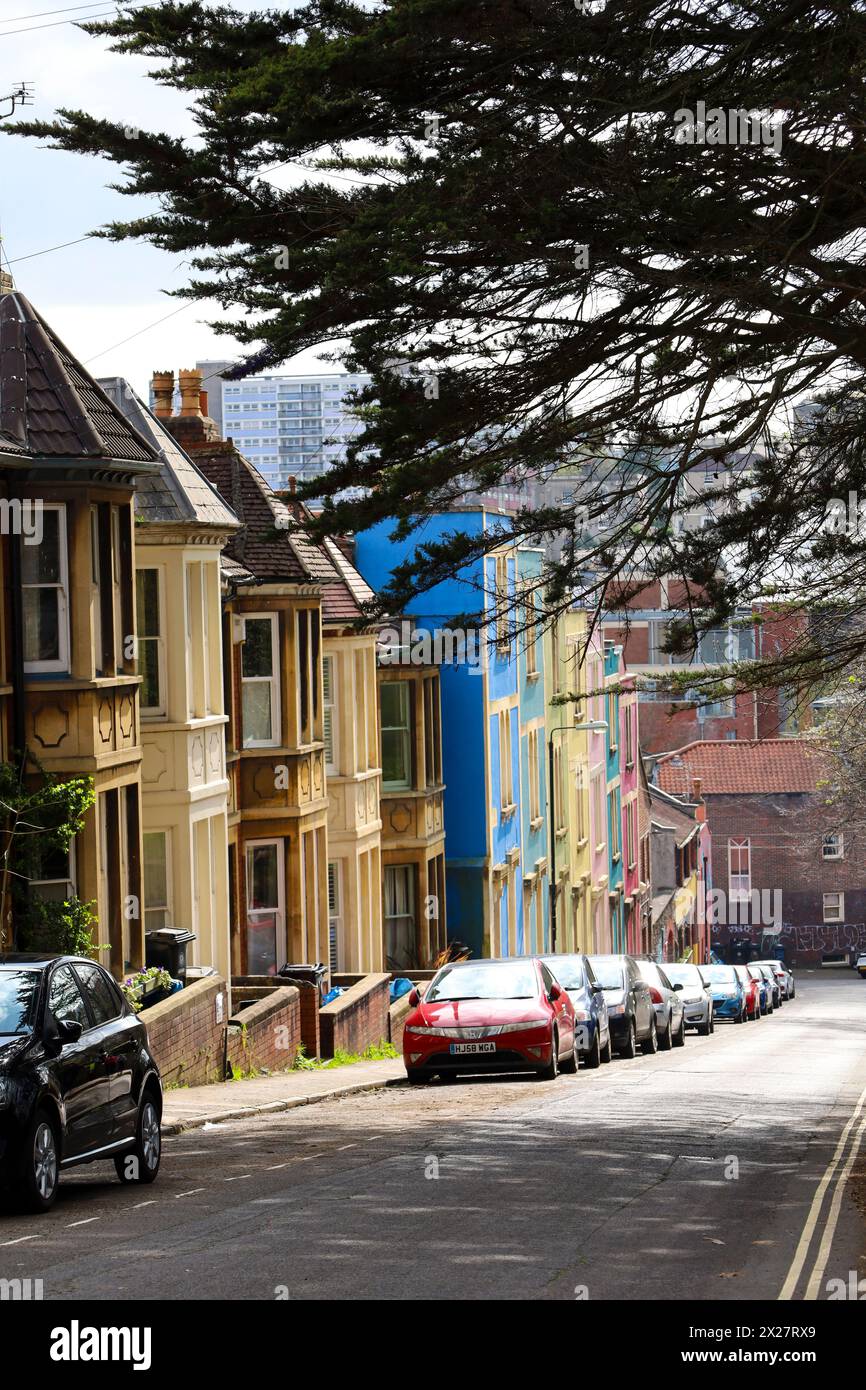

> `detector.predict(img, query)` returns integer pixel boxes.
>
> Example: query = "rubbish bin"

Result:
[277,961,329,1002]
[145,928,197,980]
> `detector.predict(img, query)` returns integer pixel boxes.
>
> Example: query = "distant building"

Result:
[217,370,371,491]
[653,738,866,966]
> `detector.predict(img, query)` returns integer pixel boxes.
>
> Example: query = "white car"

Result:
[856,952,866,979]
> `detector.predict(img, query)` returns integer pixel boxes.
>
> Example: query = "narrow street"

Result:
[1,971,864,1301]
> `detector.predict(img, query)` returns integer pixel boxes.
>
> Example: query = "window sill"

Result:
[556,826,568,841]
[612,852,622,864]
[529,816,544,832]
[526,671,540,683]
[500,802,517,820]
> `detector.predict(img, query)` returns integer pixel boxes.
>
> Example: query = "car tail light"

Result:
[648,986,663,1004]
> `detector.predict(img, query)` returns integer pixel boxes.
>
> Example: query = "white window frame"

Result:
[136,566,166,717]
[241,613,281,748]
[90,506,102,674]
[30,839,76,903]
[22,501,69,673]
[384,864,416,969]
[143,829,172,931]
[499,709,514,811]
[728,837,751,903]
[528,728,540,823]
[822,833,844,861]
[381,679,412,791]
[823,891,844,923]
[322,654,338,774]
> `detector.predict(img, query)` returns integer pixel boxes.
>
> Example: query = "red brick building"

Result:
[653,739,866,967]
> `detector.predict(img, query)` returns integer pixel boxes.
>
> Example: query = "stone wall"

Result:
[140,977,227,1088]
[227,986,301,1075]
[319,973,390,1059]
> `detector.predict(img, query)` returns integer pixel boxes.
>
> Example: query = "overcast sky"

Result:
[0,1,330,397]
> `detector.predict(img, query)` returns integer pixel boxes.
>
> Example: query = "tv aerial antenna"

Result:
[0,83,34,120]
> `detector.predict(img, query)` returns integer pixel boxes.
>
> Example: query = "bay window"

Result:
[241,614,280,747]
[22,502,69,672]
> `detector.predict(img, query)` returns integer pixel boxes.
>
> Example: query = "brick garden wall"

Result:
[140,977,227,1088]
[227,986,301,1075]
[319,973,390,1059]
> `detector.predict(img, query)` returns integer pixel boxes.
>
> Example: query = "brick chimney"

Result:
[692,776,706,822]
[0,269,14,294]
[151,366,221,447]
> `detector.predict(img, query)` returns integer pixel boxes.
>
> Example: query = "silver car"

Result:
[665,962,714,1036]
[634,960,686,1049]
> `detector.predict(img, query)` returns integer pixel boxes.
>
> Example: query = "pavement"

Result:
[1,968,865,1301]
[161,1058,406,1134]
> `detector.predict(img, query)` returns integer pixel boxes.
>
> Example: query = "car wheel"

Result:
[659,1015,673,1051]
[583,1030,602,1069]
[115,1090,161,1185]
[560,1038,579,1074]
[641,1015,658,1055]
[437,1071,458,1084]
[406,1069,427,1085]
[618,1019,637,1059]
[697,1014,711,1037]
[536,1029,560,1081]
[673,1016,686,1047]
[601,1032,613,1063]
[15,1107,60,1213]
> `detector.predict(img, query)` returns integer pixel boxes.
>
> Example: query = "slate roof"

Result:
[655,739,824,796]
[97,377,238,530]
[195,446,376,620]
[0,290,157,464]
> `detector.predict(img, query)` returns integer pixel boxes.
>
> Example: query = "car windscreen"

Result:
[702,965,737,984]
[0,968,40,1034]
[666,964,703,987]
[588,959,625,990]
[540,956,584,989]
[426,962,538,1002]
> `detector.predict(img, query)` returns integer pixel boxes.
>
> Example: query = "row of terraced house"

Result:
[0,279,714,1016]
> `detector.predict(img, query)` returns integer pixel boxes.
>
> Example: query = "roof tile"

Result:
[655,739,824,795]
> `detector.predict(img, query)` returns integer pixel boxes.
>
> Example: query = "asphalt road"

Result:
[2,969,865,1301]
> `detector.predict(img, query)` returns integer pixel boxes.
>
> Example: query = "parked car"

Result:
[634,959,686,1049]
[587,954,658,1057]
[855,953,866,979]
[540,953,612,1067]
[700,963,747,1022]
[755,959,790,1001]
[0,953,163,1212]
[747,962,773,1014]
[665,963,714,1035]
[757,962,781,1010]
[402,957,577,1083]
[733,964,761,1021]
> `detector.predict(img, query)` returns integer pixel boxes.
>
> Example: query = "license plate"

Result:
[449,1041,496,1054]
[575,1024,591,1051]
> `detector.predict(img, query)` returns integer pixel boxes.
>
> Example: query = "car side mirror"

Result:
[590,981,604,993]
[57,1018,83,1043]
[549,983,562,1001]
[408,988,421,1007]
[672,982,683,991]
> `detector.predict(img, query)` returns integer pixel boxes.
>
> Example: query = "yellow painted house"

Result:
[99,376,239,983]
[545,607,595,954]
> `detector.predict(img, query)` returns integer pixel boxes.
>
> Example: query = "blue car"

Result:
[700,964,746,1023]
[540,953,612,1067]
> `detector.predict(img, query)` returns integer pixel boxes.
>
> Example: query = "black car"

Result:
[0,953,162,1212]
[587,953,658,1057]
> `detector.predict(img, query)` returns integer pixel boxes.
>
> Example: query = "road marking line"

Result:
[803,1109,866,1299]
[778,1080,866,1300]
[0,1234,39,1246]
[225,1174,252,1181]
[298,1152,326,1161]
[66,1217,100,1227]
[336,1143,357,1151]
[176,1188,205,1198]
[133,1200,157,1209]
[266,1162,289,1170]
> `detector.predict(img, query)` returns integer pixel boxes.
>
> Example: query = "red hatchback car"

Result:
[734,964,761,1021]
[402,957,577,1084]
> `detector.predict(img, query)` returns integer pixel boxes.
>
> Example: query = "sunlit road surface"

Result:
[1,969,864,1301]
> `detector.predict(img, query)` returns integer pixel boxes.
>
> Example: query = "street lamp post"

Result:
[548,720,607,953]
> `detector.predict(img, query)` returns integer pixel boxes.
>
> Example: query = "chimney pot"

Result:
[151,370,174,418]
[178,368,204,417]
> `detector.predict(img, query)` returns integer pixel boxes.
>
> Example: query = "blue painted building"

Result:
[356,510,549,960]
